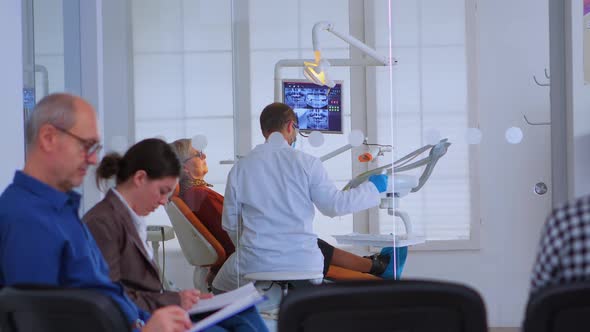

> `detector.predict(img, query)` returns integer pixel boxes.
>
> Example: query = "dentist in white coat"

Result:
[212,102,388,292]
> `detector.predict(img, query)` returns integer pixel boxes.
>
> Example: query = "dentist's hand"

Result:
[368,174,388,193]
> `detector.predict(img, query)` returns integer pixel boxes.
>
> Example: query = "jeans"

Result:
[202,306,269,332]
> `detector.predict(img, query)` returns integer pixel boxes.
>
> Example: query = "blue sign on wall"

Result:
[23,87,35,111]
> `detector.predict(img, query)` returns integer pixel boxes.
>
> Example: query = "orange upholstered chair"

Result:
[164,185,226,291]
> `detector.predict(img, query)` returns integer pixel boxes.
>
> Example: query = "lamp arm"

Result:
[275,58,387,79]
[327,28,390,66]
[312,21,332,53]
[312,21,391,66]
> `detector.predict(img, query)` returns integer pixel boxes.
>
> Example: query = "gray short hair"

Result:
[169,138,193,163]
[26,93,78,148]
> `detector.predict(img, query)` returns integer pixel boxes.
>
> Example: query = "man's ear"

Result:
[284,120,294,134]
[133,170,148,187]
[37,124,58,152]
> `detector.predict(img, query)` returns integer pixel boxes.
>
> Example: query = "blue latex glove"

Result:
[368,174,388,193]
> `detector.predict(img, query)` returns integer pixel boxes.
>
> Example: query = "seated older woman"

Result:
[170,138,397,292]
[170,140,235,263]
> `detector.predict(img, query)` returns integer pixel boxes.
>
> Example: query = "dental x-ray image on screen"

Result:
[282,80,343,134]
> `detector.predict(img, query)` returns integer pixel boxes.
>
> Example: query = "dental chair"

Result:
[164,185,226,292]
[168,182,379,287]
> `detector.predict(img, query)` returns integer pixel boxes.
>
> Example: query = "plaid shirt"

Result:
[530,194,590,295]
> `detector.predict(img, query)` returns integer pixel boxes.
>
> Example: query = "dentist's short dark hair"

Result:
[259,102,297,138]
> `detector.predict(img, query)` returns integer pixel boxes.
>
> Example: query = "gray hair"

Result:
[169,138,193,163]
[26,93,78,148]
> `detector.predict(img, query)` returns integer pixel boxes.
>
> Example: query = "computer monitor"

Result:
[282,79,343,134]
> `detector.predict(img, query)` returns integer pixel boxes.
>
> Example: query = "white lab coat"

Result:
[212,140,381,291]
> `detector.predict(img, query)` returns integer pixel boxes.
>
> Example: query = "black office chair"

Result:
[523,282,590,332]
[278,279,487,332]
[0,285,130,332]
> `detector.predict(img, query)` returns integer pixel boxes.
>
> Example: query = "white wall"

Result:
[403,0,552,327]
[570,0,590,198]
[0,1,25,189]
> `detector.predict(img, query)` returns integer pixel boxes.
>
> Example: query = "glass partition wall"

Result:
[22,0,68,148]
[32,0,66,101]
[20,0,559,327]
[22,0,551,328]
[25,0,98,211]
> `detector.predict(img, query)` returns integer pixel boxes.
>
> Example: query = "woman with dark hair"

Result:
[84,138,268,332]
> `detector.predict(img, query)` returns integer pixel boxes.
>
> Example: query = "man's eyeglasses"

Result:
[291,121,309,138]
[54,126,102,156]
[182,151,205,163]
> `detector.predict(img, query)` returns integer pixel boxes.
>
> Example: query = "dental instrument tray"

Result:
[333,233,425,248]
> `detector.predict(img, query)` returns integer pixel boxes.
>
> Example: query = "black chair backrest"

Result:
[278,279,487,332]
[0,286,130,332]
[523,282,590,332]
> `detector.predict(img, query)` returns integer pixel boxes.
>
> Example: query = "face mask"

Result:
[291,140,296,148]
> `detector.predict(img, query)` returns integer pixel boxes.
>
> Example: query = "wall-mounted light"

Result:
[303,51,334,88]
[274,21,396,101]
[303,21,392,87]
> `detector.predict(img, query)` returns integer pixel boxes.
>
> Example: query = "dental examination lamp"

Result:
[304,21,391,88]
[344,139,451,236]
[274,21,396,101]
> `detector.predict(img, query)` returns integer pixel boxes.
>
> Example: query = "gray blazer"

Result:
[83,189,180,312]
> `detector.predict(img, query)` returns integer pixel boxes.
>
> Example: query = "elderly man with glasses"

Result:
[0,93,194,332]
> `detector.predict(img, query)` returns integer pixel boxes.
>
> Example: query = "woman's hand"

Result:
[178,289,213,310]
[142,306,191,332]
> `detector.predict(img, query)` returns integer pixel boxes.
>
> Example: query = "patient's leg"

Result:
[331,246,372,272]
[317,238,371,273]
[318,239,398,279]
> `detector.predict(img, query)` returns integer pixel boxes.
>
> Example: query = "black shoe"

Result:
[365,252,391,276]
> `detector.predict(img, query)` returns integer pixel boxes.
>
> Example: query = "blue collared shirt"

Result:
[0,171,149,325]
